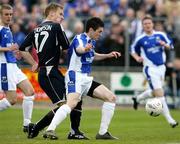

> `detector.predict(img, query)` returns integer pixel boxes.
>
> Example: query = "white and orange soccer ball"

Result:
[145,98,163,117]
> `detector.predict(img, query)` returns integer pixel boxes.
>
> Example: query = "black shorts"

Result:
[87,81,101,97]
[38,66,65,104]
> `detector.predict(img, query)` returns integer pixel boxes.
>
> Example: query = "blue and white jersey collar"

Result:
[143,30,156,36]
[0,25,10,30]
[83,32,96,43]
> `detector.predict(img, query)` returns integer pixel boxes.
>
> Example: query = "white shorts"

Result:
[0,63,27,91]
[65,70,93,97]
[143,65,166,90]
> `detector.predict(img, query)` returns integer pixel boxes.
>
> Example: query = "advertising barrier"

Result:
[0,67,67,101]
[111,72,147,104]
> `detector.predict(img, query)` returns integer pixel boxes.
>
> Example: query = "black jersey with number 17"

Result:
[19,21,69,67]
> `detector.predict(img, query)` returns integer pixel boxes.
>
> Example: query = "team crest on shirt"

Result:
[144,41,148,45]
[4,34,8,38]
[86,57,92,62]
[68,81,75,85]
[1,76,7,83]
[156,36,160,41]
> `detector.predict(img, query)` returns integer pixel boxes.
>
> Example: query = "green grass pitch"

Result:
[0,107,180,144]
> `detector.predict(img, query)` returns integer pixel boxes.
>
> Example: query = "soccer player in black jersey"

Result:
[19,2,87,140]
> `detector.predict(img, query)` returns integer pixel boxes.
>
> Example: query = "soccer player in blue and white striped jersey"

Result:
[0,4,35,131]
[43,17,121,140]
[131,15,178,128]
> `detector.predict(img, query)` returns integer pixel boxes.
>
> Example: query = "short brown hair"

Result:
[44,2,63,17]
[0,4,13,14]
[142,15,153,22]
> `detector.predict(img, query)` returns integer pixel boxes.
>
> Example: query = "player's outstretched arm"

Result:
[107,51,121,59]
[94,51,121,61]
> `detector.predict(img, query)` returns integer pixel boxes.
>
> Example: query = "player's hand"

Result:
[14,50,22,60]
[108,51,121,58]
[158,40,171,49]
[31,63,39,73]
[136,56,143,63]
[84,43,93,52]
[9,43,19,51]
[158,40,166,46]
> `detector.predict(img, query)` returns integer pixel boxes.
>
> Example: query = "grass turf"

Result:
[0,107,179,144]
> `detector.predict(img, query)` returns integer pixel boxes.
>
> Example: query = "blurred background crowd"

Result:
[1,0,180,99]
[1,0,180,65]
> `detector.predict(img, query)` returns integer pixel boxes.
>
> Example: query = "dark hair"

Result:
[142,15,153,23]
[44,2,63,17]
[0,4,13,14]
[85,17,104,32]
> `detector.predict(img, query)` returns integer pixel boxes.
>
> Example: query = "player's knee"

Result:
[24,89,35,96]
[71,101,79,109]
[67,99,79,109]
[112,95,117,102]
[106,93,116,103]
[66,93,80,109]
[110,95,116,102]
[9,99,17,105]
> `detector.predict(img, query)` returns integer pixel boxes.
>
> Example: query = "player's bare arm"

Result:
[131,53,143,63]
[94,51,121,61]
[20,51,38,72]
[76,43,93,54]
[108,51,121,59]
[0,43,19,52]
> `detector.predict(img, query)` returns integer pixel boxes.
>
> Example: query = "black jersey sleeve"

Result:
[57,24,70,50]
[19,31,34,51]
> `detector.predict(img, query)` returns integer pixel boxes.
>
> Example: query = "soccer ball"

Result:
[145,98,163,117]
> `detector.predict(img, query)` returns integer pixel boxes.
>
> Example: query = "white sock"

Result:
[47,104,71,131]
[22,95,34,126]
[157,97,176,124]
[0,98,11,111]
[99,102,115,135]
[137,89,152,102]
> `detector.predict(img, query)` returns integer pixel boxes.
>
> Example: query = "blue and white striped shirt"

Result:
[67,33,96,74]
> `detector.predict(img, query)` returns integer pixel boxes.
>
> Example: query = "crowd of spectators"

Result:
[1,0,180,103]
[1,0,180,67]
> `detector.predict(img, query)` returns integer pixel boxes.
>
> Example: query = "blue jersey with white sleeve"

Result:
[131,31,173,66]
[0,26,16,63]
[68,33,95,74]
